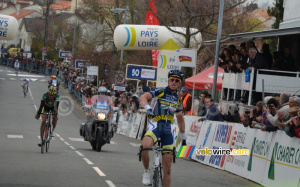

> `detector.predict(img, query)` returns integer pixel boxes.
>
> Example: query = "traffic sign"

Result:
[42,47,47,53]
[75,60,85,69]
[115,71,125,85]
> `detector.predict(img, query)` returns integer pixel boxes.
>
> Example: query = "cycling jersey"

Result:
[149,86,182,124]
[37,93,60,115]
[22,79,30,87]
[145,86,182,154]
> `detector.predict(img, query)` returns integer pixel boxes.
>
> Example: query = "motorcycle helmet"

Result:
[98,86,107,93]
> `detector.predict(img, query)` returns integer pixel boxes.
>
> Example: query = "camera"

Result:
[245,110,250,115]
[267,104,273,109]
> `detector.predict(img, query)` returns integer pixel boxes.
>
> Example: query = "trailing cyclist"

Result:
[22,78,30,96]
[35,86,60,146]
[139,69,187,187]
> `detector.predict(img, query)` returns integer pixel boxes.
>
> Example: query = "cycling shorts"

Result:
[144,120,176,154]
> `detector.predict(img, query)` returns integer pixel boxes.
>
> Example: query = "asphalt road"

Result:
[0,65,260,187]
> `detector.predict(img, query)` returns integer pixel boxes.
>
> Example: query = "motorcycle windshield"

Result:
[91,95,112,109]
[52,80,57,85]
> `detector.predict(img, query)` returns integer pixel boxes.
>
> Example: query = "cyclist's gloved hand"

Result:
[35,114,40,120]
[181,133,187,146]
[145,105,153,118]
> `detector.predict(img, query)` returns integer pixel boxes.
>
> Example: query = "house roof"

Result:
[21,17,44,32]
[16,0,32,5]
[42,1,72,11]
[10,9,37,20]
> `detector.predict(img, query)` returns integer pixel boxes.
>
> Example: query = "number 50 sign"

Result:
[126,64,157,80]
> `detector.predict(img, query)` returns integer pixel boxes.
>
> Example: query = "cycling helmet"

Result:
[168,69,184,81]
[50,75,54,79]
[98,86,107,93]
[48,86,57,95]
[53,75,57,79]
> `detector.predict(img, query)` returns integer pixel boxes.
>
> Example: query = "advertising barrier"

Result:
[129,113,141,138]
[207,123,235,170]
[185,116,203,146]
[191,121,218,164]
[225,126,256,178]
[263,130,300,187]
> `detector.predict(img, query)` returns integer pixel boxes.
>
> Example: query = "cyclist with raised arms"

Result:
[139,69,187,187]
[35,86,60,146]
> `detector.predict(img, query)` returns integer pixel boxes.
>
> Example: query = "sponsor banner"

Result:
[0,15,18,40]
[137,113,146,140]
[246,129,273,184]
[191,121,218,164]
[126,114,135,137]
[119,112,131,135]
[263,130,300,187]
[156,50,180,87]
[225,126,255,178]
[87,66,98,76]
[185,116,203,146]
[176,49,197,68]
[126,65,157,80]
[59,51,72,58]
[114,86,125,91]
[129,113,141,138]
[207,123,235,170]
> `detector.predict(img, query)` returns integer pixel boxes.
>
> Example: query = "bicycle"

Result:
[138,138,176,187]
[40,111,55,154]
[22,85,28,97]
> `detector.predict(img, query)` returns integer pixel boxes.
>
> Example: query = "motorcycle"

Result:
[79,95,116,152]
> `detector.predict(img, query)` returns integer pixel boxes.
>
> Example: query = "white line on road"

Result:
[130,143,141,147]
[64,142,70,146]
[69,146,76,150]
[93,167,106,177]
[69,137,85,142]
[7,135,23,138]
[56,133,61,137]
[75,151,84,157]
[105,180,116,187]
[9,78,16,80]
[60,138,65,141]
[83,158,93,165]
[110,141,117,145]
[7,74,44,77]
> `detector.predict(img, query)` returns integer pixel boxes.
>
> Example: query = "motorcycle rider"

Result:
[48,75,60,91]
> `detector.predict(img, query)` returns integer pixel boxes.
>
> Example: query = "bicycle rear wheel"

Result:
[152,167,161,187]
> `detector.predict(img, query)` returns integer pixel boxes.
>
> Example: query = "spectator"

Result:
[140,81,150,93]
[180,87,195,115]
[262,98,279,132]
[265,92,290,130]
[248,48,269,70]
[198,97,224,122]
[279,47,296,72]
[198,91,208,117]
[221,104,240,123]
[262,44,273,69]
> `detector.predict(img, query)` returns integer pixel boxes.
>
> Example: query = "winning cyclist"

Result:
[22,78,30,96]
[139,69,187,187]
[35,86,60,146]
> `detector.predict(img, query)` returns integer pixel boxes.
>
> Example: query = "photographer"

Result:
[262,98,280,132]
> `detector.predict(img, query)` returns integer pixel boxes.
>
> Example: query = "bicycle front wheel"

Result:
[152,167,161,187]
[45,126,50,152]
[41,125,47,154]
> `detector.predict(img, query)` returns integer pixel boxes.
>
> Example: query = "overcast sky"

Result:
[248,0,274,9]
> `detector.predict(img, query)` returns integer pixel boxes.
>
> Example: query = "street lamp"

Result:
[111,8,127,67]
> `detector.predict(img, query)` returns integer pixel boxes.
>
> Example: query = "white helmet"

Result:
[98,86,107,93]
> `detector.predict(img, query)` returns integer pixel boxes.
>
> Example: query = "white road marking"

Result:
[69,146,76,150]
[9,78,16,80]
[59,138,65,141]
[7,70,12,72]
[69,137,85,142]
[75,151,84,157]
[110,141,117,145]
[93,167,106,177]
[40,79,47,82]
[0,69,3,71]
[130,143,141,147]
[37,136,54,140]
[30,78,38,82]
[7,74,44,77]
[7,135,23,138]
[83,158,93,165]
[64,142,70,146]
[56,133,61,137]
[105,180,116,187]
[0,78,5,80]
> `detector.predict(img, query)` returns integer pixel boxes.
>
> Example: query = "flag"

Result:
[145,0,159,67]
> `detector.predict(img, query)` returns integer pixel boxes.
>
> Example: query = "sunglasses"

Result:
[169,77,181,83]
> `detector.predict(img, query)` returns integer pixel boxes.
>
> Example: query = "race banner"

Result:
[225,126,255,178]
[263,130,300,187]
[207,123,235,170]
[246,129,273,184]
[191,121,218,165]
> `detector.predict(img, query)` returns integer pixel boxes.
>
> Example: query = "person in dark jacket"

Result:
[221,104,240,123]
[262,44,273,69]
[198,97,224,122]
